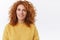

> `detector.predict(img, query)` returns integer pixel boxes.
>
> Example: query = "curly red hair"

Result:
[9,1,36,27]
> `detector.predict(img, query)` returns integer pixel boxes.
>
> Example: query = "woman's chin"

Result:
[18,18,24,20]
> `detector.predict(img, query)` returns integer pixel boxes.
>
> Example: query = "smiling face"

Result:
[16,4,27,21]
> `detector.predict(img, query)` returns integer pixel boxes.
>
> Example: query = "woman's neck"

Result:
[18,20,24,24]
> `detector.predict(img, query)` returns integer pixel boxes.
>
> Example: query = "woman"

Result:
[3,0,39,40]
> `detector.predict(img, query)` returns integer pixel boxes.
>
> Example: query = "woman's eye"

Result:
[23,9,26,12]
[17,9,20,11]
[17,9,26,12]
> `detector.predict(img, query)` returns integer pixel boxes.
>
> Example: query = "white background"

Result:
[0,0,60,40]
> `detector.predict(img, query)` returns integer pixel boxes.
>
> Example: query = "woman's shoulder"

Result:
[30,23,35,27]
[30,23,37,29]
[5,23,12,27]
[4,23,13,29]
[30,23,38,32]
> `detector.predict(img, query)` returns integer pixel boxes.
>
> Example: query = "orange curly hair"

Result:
[9,1,36,27]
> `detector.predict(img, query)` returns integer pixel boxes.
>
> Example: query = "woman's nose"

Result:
[20,10,23,14]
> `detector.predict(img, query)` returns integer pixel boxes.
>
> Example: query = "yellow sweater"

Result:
[3,23,39,40]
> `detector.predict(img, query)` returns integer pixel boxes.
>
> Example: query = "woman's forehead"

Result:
[17,4,27,10]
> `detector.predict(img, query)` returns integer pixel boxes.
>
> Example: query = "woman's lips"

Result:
[19,15,24,17]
